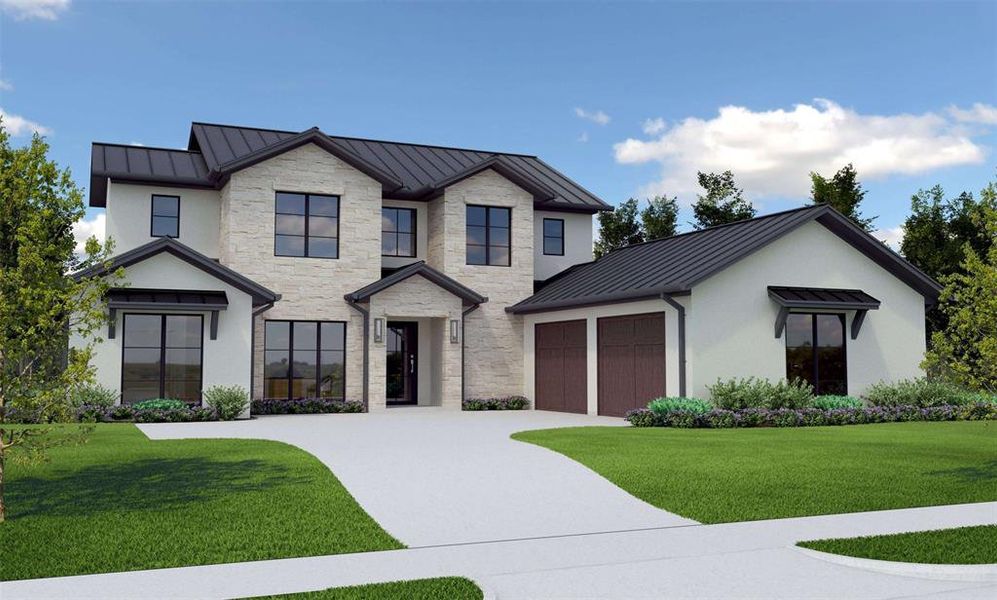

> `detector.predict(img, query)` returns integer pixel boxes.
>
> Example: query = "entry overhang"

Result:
[105,288,228,340]
[768,286,880,340]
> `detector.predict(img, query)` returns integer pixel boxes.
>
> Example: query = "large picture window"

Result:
[122,314,203,403]
[274,192,340,258]
[264,320,346,400]
[785,313,846,395]
[381,207,416,257]
[466,205,510,266]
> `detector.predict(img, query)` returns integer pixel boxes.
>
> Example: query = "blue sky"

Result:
[2,0,995,248]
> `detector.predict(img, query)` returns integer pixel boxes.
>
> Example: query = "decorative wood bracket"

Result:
[774,306,789,338]
[108,308,117,339]
[210,310,220,340]
[851,309,868,340]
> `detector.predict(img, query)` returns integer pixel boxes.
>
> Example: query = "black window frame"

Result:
[121,313,204,404]
[784,312,848,395]
[465,205,511,267]
[150,194,180,238]
[263,319,347,400]
[542,218,565,256]
[381,207,417,258]
[273,192,341,259]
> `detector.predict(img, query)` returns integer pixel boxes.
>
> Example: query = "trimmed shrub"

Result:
[960,401,997,421]
[132,398,187,411]
[108,405,136,421]
[71,383,117,409]
[770,408,801,427]
[189,406,218,422]
[251,398,364,415]
[625,408,660,427]
[704,409,737,428]
[203,385,249,421]
[462,396,530,411]
[708,377,815,410]
[864,378,968,408]
[648,397,711,416]
[665,410,699,428]
[813,395,863,410]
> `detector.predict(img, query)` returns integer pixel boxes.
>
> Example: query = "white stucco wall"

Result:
[105,182,221,257]
[381,199,429,270]
[71,252,254,405]
[688,221,928,399]
[533,210,594,281]
[522,298,686,414]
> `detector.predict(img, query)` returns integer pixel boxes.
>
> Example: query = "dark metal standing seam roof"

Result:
[105,288,230,309]
[767,286,881,309]
[508,205,943,314]
[345,261,487,307]
[87,122,611,211]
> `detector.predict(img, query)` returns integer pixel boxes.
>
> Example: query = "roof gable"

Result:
[345,261,486,306]
[509,205,942,314]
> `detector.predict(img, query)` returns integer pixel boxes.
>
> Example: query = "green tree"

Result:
[923,187,997,392]
[641,195,679,241]
[901,185,993,281]
[0,123,117,522]
[594,198,644,258]
[691,171,756,229]
[809,163,875,230]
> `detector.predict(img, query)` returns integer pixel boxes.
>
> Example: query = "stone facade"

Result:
[428,169,535,399]
[218,143,383,400]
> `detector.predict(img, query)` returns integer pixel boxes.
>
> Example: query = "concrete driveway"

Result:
[138,408,696,546]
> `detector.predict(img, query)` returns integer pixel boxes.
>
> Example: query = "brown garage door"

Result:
[535,320,588,413]
[598,313,666,417]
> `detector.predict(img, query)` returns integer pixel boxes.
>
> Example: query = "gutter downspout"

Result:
[660,293,687,397]
[250,300,278,408]
[461,303,482,403]
[345,298,370,411]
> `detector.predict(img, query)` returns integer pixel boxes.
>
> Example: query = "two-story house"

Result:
[76,122,940,417]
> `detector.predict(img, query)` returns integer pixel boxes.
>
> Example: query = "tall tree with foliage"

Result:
[691,171,756,229]
[0,123,117,522]
[594,197,644,258]
[641,195,679,241]
[810,163,875,230]
[923,186,997,392]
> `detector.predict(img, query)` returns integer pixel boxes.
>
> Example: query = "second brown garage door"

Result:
[597,313,666,417]
[535,320,587,413]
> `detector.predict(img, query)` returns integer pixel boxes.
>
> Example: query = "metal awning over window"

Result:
[105,288,228,340]
[768,286,880,340]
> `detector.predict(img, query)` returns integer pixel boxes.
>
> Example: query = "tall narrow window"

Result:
[122,314,202,403]
[264,320,346,400]
[785,313,846,395]
[381,207,416,257]
[151,195,180,238]
[466,205,511,266]
[542,218,564,256]
[274,192,340,258]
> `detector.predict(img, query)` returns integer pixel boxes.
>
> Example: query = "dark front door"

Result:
[386,321,418,405]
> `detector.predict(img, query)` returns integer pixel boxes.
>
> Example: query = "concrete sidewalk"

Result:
[5,502,996,599]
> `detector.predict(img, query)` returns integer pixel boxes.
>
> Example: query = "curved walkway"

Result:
[137,408,696,546]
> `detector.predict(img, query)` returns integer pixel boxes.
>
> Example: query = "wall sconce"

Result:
[449,319,460,344]
[373,318,384,344]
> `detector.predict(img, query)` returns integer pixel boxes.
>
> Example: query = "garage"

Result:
[597,313,666,417]
[534,320,588,413]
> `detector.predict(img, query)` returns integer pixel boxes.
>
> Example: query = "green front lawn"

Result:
[0,424,403,581]
[799,525,997,564]
[248,577,483,599]
[512,421,997,523]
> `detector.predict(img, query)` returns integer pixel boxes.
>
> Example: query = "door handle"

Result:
[409,355,415,374]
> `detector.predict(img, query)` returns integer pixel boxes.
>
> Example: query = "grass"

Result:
[247,577,483,599]
[512,421,997,523]
[799,525,997,564]
[0,424,403,581]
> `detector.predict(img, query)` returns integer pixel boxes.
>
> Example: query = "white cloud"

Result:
[0,0,69,20]
[614,99,988,200]
[948,102,997,125]
[0,107,51,136]
[642,117,666,135]
[72,213,105,253]
[0,79,12,91]
[574,107,611,126]
[577,132,589,143]
[873,225,905,250]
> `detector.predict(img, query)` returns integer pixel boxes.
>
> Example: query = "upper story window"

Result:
[274,192,339,259]
[382,207,416,257]
[466,205,510,266]
[151,195,180,238]
[542,218,564,256]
